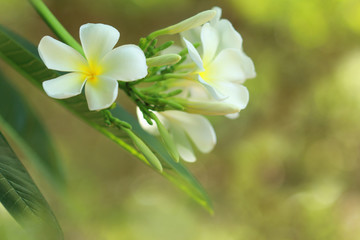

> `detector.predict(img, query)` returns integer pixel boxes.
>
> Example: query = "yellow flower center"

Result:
[199,69,212,83]
[83,64,102,83]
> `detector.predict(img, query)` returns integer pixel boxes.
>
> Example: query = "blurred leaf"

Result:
[0,26,213,212]
[0,132,63,239]
[0,71,64,187]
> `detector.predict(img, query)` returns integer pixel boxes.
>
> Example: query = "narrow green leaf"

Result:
[0,71,64,187]
[0,26,213,212]
[0,132,63,239]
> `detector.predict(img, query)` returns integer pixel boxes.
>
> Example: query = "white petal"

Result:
[226,112,240,119]
[198,75,227,100]
[215,20,256,78]
[163,111,216,154]
[210,6,222,25]
[216,19,243,51]
[181,28,201,42]
[183,37,204,71]
[100,45,148,81]
[42,72,86,99]
[217,82,249,110]
[171,126,196,162]
[80,23,120,64]
[239,51,257,79]
[206,48,255,83]
[136,107,160,136]
[84,76,118,111]
[201,23,219,64]
[181,27,201,52]
[160,45,184,55]
[182,115,216,153]
[38,36,87,72]
[177,80,210,100]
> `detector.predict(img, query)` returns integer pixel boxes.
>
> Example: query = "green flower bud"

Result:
[175,98,240,116]
[146,54,182,67]
[148,10,216,39]
[150,113,180,162]
[125,129,163,172]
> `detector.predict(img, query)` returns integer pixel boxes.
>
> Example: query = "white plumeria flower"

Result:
[182,6,256,118]
[39,23,148,111]
[136,108,216,162]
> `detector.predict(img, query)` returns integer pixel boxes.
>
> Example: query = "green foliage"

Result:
[0,71,64,187]
[0,132,62,239]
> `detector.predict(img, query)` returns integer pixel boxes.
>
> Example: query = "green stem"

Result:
[102,110,132,129]
[29,0,84,55]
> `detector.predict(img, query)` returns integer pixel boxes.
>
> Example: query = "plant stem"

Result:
[29,0,84,55]
[102,110,132,129]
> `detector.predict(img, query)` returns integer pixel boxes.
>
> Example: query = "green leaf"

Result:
[0,132,63,239]
[0,26,213,212]
[0,71,64,187]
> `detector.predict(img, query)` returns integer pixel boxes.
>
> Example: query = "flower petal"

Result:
[182,116,216,153]
[226,112,240,119]
[217,82,249,110]
[210,6,222,25]
[42,72,86,99]
[201,23,219,64]
[38,36,87,72]
[206,48,255,83]
[85,76,118,111]
[239,51,257,79]
[80,23,120,64]
[198,75,227,100]
[100,44,147,81]
[162,111,216,154]
[161,45,184,55]
[181,27,201,53]
[169,79,210,100]
[183,37,204,71]
[171,126,196,162]
[216,19,243,51]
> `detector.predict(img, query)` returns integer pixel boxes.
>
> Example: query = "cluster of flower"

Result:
[39,7,256,163]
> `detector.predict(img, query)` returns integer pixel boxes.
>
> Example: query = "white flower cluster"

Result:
[39,7,255,163]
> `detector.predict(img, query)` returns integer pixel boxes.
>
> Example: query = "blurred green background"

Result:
[1,0,360,239]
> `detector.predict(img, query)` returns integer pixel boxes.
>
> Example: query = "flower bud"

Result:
[124,128,163,172]
[175,98,240,116]
[150,113,180,162]
[146,54,181,67]
[148,10,216,39]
